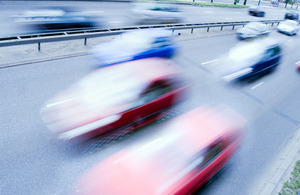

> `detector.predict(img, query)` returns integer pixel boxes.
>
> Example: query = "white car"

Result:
[277,20,299,36]
[129,2,183,25]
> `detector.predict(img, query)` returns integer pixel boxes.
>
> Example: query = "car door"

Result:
[124,80,179,129]
[253,45,281,75]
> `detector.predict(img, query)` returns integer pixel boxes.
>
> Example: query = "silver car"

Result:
[129,2,183,25]
[277,20,299,36]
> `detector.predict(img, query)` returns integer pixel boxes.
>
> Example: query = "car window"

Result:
[189,138,225,170]
[152,37,171,48]
[273,46,281,56]
[133,82,172,108]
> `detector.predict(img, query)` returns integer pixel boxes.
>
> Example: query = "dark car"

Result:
[236,22,270,40]
[285,11,299,20]
[208,39,282,82]
[74,105,246,195]
[248,6,265,17]
[40,58,188,142]
[13,7,100,32]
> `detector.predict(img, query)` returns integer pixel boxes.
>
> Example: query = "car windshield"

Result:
[209,42,265,76]
[246,23,266,31]
[134,2,179,12]
[101,30,172,52]
[121,121,202,192]
[283,20,298,26]
[73,66,148,112]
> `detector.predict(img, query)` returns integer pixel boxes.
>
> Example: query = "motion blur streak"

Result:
[40,58,188,142]
[73,105,246,195]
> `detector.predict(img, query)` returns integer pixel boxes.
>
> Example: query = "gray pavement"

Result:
[252,127,300,194]
[0,4,300,194]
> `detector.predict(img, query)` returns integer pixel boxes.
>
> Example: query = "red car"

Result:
[40,58,188,141]
[74,105,246,194]
[297,61,300,71]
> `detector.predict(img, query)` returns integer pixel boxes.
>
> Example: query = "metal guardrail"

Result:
[0,20,282,51]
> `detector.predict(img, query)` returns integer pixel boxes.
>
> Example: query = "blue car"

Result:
[92,29,178,67]
[210,39,282,82]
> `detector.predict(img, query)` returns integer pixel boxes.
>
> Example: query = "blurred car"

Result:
[74,105,246,195]
[210,39,282,82]
[270,0,279,7]
[40,58,188,141]
[92,29,178,67]
[129,2,183,25]
[12,7,99,32]
[236,22,270,40]
[248,6,265,17]
[277,20,299,36]
[285,11,299,20]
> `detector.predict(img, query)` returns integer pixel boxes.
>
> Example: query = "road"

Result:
[1,26,300,194]
[0,1,287,37]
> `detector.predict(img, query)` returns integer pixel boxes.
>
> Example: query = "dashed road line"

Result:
[201,59,218,65]
[251,82,264,89]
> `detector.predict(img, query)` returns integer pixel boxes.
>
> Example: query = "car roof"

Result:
[282,19,298,25]
[123,29,173,39]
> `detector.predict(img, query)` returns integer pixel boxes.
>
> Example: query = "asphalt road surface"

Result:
[0,1,287,37]
[1,26,300,195]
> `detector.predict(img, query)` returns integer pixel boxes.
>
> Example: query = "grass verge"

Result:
[279,160,300,195]
[193,2,249,8]
[137,0,250,8]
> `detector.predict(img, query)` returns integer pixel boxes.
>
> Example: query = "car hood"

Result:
[237,28,260,35]
[92,42,144,65]
[41,68,148,133]
[278,24,295,31]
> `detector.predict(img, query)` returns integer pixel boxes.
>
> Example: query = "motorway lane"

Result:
[1,31,300,194]
[174,32,300,194]
[0,1,287,37]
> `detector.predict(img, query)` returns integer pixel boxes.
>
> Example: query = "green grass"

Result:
[279,160,300,195]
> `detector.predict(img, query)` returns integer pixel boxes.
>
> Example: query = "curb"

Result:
[0,52,89,69]
[255,127,300,195]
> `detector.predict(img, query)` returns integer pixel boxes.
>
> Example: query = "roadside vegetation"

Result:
[279,160,300,195]
[192,2,249,8]
[138,0,250,8]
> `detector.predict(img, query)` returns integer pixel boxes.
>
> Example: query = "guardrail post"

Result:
[84,38,87,46]
[172,29,174,37]
[207,27,209,32]
[191,28,194,34]
[221,26,223,31]
[38,42,41,51]
[232,25,235,30]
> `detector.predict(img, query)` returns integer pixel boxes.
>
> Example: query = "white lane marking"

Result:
[295,61,300,64]
[201,59,218,65]
[251,82,264,90]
